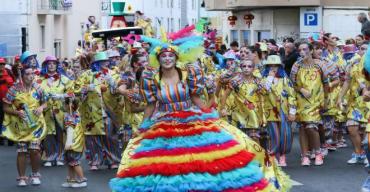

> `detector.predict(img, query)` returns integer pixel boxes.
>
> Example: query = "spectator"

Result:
[0,57,15,146]
[355,34,365,47]
[358,13,370,39]
[282,42,299,75]
[230,41,239,52]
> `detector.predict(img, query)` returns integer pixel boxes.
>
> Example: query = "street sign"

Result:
[300,7,322,38]
[304,13,318,26]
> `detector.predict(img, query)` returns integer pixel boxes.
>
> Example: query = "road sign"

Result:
[304,13,318,26]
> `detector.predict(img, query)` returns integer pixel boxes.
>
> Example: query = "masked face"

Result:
[72,62,82,75]
[225,59,235,70]
[28,56,37,68]
[298,44,311,59]
[240,60,254,75]
[159,51,177,70]
[240,47,251,60]
[22,68,34,85]
[47,61,57,73]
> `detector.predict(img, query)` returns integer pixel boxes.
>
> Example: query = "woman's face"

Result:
[47,61,57,73]
[313,46,323,59]
[225,59,235,69]
[298,44,312,59]
[159,51,177,70]
[268,65,279,74]
[240,60,254,75]
[23,68,34,84]
[240,47,251,60]
[28,56,37,67]
[72,62,82,75]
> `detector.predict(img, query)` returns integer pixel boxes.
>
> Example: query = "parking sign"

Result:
[304,13,318,26]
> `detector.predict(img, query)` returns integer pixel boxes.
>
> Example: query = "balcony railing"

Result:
[37,0,72,14]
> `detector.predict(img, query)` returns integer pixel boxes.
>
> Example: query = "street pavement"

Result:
[0,136,367,192]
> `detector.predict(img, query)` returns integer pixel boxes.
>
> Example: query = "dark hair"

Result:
[249,46,262,60]
[268,39,277,46]
[135,67,144,82]
[312,41,323,50]
[230,41,239,48]
[299,42,313,51]
[284,37,295,43]
[130,54,141,68]
[357,34,365,40]
[323,33,332,43]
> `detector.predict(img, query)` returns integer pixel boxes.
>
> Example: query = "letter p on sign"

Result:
[304,13,318,26]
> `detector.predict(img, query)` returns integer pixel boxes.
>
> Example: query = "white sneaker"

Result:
[43,162,52,167]
[365,158,369,166]
[61,180,74,188]
[17,179,27,187]
[56,161,64,166]
[30,177,41,185]
[71,180,87,188]
[347,153,361,164]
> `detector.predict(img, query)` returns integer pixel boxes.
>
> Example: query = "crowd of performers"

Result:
[1,21,370,191]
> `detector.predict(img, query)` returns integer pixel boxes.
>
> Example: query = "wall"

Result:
[274,8,300,43]
[323,7,367,39]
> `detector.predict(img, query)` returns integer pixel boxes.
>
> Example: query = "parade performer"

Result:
[262,55,297,167]
[20,51,41,76]
[110,29,291,192]
[338,43,369,164]
[321,33,346,152]
[290,42,325,166]
[61,97,87,188]
[73,52,121,170]
[135,11,154,37]
[117,53,146,150]
[38,55,70,167]
[2,66,48,186]
[360,44,370,192]
[220,59,266,144]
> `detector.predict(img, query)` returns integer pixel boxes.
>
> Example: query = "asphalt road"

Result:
[0,136,367,192]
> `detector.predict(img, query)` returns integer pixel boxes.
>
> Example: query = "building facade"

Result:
[0,0,104,60]
[205,0,370,46]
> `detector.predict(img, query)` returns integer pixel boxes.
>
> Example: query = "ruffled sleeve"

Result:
[187,64,205,95]
[140,68,158,103]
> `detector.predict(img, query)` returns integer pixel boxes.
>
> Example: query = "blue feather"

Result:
[364,43,370,73]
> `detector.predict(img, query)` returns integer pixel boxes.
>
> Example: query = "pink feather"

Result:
[168,24,195,40]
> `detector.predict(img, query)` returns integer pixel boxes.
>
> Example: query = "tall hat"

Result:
[109,2,133,16]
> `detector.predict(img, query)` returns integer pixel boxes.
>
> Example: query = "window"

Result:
[178,18,181,30]
[241,30,250,46]
[256,31,271,42]
[230,30,239,44]
[155,0,158,7]
[160,0,163,8]
[170,0,174,8]
[192,0,195,10]
[54,41,61,58]
[167,18,170,32]
[40,25,45,50]
[178,0,181,8]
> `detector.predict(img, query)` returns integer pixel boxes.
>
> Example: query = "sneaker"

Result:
[278,155,287,167]
[61,180,74,188]
[314,153,324,166]
[365,158,369,167]
[301,156,311,166]
[322,143,337,151]
[43,162,52,167]
[30,173,41,185]
[17,178,27,187]
[308,151,316,160]
[71,179,87,188]
[89,165,98,171]
[362,176,370,192]
[348,153,361,164]
[321,148,328,157]
[337,142,348,148]
[56,161,64,166]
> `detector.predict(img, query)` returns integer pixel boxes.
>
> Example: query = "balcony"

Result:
[37,0,72,15]
[205,0,370,10]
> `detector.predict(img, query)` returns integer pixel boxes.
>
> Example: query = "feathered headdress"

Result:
[140,22,206,68]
